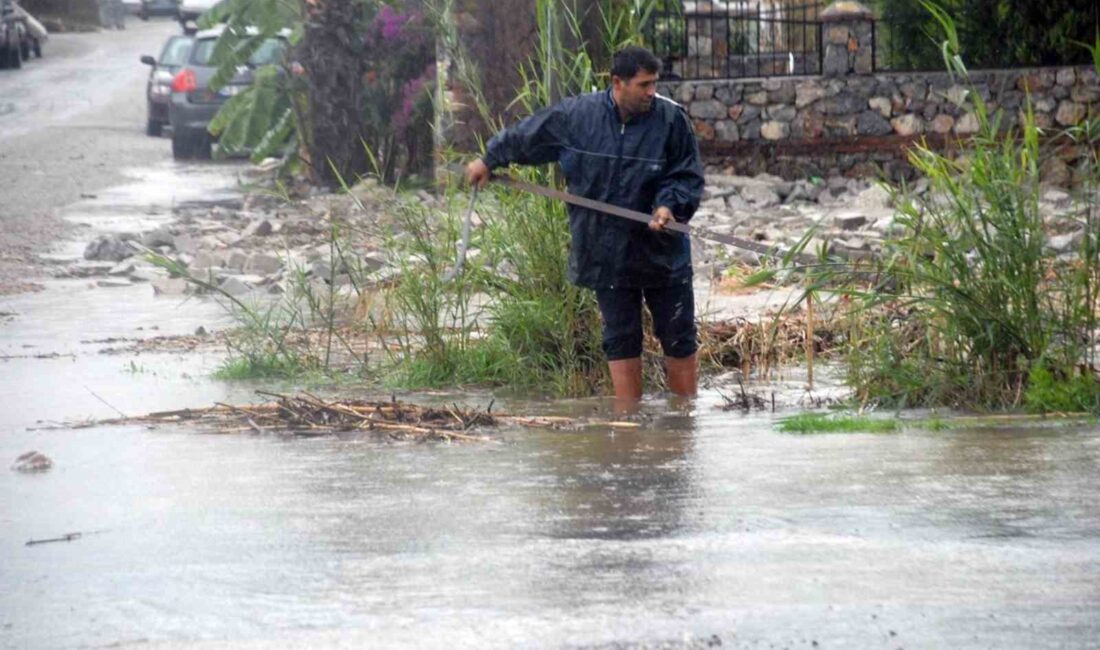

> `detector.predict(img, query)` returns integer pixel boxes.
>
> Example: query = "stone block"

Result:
[791,111,825,139]
[824,24,849,45]
[765,104,797,122]
[823,115,857,137]
[868,96,891,118]
[714,120,740,142]
[1055,101,1085,126]
[930,114,955,134]
[890,114,924,137]
[955,112,980,135]
[822,92,864,115]
[689,100,728,120]
[761,121,790,140]
[676,83,695,104]
[857,110,892,136]
[1033,97,1057,113]
[795,81,826,108]
[1071,85,1100,103]
[1056,68,1076,86]
[715,84,741,104]
[746,91,769,105]
[693,120,716,140]
[767,83,796,105]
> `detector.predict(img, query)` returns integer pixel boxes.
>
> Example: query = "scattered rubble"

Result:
[57,169,1094,303]
[12,451,53,473]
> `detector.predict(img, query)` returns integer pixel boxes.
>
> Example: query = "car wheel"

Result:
[172,130,192,160]
[32,39,41,58]
[193,131,212,160]
[147,117,163,137]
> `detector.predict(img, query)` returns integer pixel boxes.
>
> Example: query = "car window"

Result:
[158,36,193,67]
[190,36,286,67]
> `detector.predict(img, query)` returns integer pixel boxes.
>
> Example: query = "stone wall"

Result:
[662,65,1099,182]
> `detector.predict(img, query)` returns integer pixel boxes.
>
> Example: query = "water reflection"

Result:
[538,400,698,541]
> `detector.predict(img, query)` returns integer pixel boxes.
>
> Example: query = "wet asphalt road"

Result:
[0,18,182,289]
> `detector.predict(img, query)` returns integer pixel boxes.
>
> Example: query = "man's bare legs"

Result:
[665,353,698,396]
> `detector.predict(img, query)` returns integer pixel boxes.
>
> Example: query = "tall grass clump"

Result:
[380,0,657,395]
[811,6,1100,413]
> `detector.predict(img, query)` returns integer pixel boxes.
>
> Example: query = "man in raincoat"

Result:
[466,45,705,403]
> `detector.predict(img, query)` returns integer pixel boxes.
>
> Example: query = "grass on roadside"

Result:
[777,413,900,434]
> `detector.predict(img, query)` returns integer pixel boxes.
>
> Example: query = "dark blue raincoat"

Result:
[482,89,704,289]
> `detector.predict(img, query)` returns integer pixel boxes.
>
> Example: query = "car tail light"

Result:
[171,69,197,93]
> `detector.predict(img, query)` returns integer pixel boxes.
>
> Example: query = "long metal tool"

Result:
[491,175,818,265]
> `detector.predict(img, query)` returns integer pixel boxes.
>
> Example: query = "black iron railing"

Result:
[644,1,825,80]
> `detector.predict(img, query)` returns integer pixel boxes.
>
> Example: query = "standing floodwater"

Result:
[3,394,1100,647]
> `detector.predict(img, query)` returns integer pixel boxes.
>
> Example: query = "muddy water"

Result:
[3,395,1100,648]
[3,167,1100,648]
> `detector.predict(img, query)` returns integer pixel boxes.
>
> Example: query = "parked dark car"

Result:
[168,26,287,160]
[139,0,179,20]
[141,33,193,136]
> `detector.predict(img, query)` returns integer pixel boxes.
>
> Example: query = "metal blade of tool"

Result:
[443,185,480,282]
[491,176,819,266]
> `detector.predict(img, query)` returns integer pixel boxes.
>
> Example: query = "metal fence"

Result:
[644,1,825,80]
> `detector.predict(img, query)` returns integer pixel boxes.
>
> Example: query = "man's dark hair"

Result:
[611,45,660,80]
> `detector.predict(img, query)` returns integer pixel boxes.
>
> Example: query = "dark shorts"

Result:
[595,282,698,361]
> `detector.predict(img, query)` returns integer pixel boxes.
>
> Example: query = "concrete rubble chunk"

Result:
[1049,230,1083,253]
[141,227,175,249]
[739,184,780,208]
[108,261,136,276]
[853,184,892,210]
[218,276,252,296]
[83,234,135,262]
[833,212,868,231]
[189,251,225,269]
[96,278,132,288]
[226,250,249,271]
[244,253,283,275]
[12,451,52,473]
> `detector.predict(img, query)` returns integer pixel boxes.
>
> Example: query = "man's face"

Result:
[613,69,658,116]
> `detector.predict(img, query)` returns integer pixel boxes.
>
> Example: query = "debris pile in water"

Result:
[112,391,499,442]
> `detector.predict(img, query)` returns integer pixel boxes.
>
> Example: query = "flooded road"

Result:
[2,17,1100,650]
[3,395,1100,648]
[3,162,1100,647]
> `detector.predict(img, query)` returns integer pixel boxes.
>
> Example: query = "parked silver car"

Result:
[141,33,193,136]
[168,25,287,159]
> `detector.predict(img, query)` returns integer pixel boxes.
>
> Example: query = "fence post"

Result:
[820,1,874,77]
